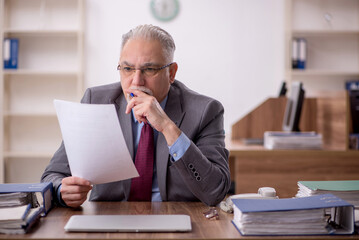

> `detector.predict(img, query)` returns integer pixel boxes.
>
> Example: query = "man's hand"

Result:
[125,89,181,146]
[60,176,92,208]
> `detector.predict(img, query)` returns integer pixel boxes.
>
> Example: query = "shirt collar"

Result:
[131,95,168,123]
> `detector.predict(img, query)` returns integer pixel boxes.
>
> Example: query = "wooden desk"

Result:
[228,140,359,198]
[0,201,357,240]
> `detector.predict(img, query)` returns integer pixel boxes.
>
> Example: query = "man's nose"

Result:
[132,69,145,85]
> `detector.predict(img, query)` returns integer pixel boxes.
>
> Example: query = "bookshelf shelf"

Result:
[3,69,78,76]
[4,112,57,117]
[285,0,359,96]
[0,0,84,183]
[292,29,359,36]
[4,29,79,37]
[4,151,54,159]
[292,69,359,77]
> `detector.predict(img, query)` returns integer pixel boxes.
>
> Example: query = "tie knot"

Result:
[143,122,153,131]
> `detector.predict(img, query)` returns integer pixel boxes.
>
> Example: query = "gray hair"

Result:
[121,24,176,62]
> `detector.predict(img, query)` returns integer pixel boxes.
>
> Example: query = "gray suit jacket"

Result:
[41,80,230,206]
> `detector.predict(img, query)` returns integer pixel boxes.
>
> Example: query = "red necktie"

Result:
[129,123,154,201]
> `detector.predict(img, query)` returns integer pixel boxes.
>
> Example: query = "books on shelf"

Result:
[0,182,53,234]
[296,180,359,208]
[232,194,355,236]
[264,131,322,150]
[292,38,306,70]
[346,80,359,91]
[3,38,19,69]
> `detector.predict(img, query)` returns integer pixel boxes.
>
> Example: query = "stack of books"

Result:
[296,180,359,208]
[264,131,322,150]
[232,194,354,236]
[0,183,53,234]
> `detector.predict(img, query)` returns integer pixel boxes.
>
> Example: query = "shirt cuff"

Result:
[168,132,191,161]
[57,184,67,207]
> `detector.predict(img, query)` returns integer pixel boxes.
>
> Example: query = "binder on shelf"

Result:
[346,80,359,91]
[296,180,359,208]
[349,90,359,134]
[232,194,355,236]
[297,38,306,69]
[349,134,359,150]
[0,182,53,216]
[292,39,299,69]
[3,38,19,69]
[291,38,306,70]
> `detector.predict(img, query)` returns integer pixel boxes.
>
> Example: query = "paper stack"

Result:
[0,204,43,234]
[232,194,354,236]
[296,180,359,208]
[0,183,53,234]
[0,192,32,207]
[264,131,322,150]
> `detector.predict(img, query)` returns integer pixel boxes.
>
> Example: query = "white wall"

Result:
[85,0,285,136]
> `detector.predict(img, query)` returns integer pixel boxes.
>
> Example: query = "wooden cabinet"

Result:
[0,0,84,183]
[229,95,359,197]
[285,0,359,96]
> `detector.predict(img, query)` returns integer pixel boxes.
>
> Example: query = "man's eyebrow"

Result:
[142,62,160,67]
[120,61,134,67]
[119,61,161,67]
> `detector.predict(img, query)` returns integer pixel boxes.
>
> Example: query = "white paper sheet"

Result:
[54,99,139,184]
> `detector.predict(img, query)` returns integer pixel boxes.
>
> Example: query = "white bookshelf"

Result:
[285,0,359,96]
[0,0,84,183]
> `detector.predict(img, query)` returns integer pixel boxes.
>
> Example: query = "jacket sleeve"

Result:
[173,99,230,206]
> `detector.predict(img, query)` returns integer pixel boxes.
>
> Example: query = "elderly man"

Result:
[41,24,230,207]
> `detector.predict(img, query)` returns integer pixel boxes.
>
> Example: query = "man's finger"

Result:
[62,176,91,186]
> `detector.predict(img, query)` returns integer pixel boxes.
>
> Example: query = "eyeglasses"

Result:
[117,62,174,77]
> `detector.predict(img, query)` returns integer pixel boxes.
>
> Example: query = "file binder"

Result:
[296,180,359,208]
[3,38,19,69]
[292,38,299,69]
[0,203,43,234]
[232,194,354,236]
[297,38,306,69]
[0,182,53,216]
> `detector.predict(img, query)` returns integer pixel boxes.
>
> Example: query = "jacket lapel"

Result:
[157,84,185,201]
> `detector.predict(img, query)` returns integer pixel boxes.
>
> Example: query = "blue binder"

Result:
[232,194,354,236]
[3,38,19,69]
[0,182,53,216]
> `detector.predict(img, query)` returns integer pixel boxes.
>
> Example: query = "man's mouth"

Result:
[126,86,153,101]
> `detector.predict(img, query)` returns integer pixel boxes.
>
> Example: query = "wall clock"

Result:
[150,0,180,22]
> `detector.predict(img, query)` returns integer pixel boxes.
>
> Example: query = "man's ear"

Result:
[169,62,178,84]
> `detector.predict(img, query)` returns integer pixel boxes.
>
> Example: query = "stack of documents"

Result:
[296,181,359,208]
[264,131,322,150]
[0,192,32,207]
[0,182,53,234]
[232,194,354,236]
[0,204,43,234]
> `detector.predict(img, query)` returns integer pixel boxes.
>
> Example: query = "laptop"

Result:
[64,214,192,233]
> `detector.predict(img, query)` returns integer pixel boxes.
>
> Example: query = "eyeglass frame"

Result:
[117,62,174,77]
